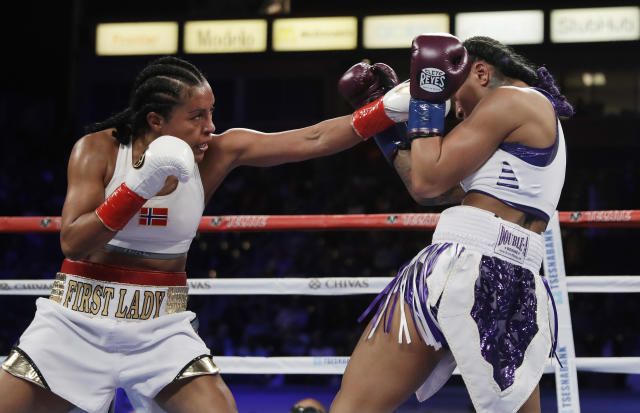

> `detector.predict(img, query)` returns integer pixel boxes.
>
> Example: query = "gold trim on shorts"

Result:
[49,272,66,304]
[175,355,220,381]
[1,348,48,389]
[166,285,189,314]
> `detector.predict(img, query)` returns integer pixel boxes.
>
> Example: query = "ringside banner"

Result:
[184,20,267,53]
[96,22,178,55]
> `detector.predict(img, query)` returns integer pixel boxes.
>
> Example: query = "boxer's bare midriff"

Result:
[462,192,548,234]
[85,248,188,272]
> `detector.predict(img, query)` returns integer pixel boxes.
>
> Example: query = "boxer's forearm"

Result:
[393,150,464,206]
[60,212,119,259]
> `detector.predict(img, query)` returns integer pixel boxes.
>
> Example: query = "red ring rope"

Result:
[0,210,639,233]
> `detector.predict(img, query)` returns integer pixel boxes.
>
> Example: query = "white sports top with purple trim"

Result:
[104,141,205,258]
[460,87,566,222]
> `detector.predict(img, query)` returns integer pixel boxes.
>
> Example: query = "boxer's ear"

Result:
[471,61,493,87]
[146,112,165,132]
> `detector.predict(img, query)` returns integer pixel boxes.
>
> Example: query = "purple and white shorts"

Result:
[360,205,556,413]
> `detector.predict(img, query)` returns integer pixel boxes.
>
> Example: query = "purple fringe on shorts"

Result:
[359,239,560,394]
[358,243,461,346]
[471,256,539,391]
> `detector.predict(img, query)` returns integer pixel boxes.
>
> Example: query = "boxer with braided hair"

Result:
[86,56,207,145]
[332,34,572,413]
[463,36,573,118]
[0,56,409,413]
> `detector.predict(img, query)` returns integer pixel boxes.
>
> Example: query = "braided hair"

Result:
[462,36,574,118]
[85,56,207,144]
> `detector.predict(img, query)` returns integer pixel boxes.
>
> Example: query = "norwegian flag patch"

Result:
[138,207,168,226]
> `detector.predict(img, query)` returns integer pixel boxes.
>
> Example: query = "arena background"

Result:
[1,0,639,412]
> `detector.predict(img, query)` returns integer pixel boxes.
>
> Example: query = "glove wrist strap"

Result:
[95,183,147,231]
[351,97,396,140]
[407,98,445,141]
[372,124,406,165]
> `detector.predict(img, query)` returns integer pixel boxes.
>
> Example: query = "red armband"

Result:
[351,97,395,140]
[95,183,147,231]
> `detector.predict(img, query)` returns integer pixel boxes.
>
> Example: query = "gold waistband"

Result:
[50,272,188,319]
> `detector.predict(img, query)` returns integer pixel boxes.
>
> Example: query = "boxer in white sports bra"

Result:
[0,56,410,413]
[332,35,574,413]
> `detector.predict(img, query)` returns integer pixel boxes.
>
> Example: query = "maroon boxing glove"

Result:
[338,62,407,163]
[338,62,399,109]
[407,33,470,140]
[409,33,470,103]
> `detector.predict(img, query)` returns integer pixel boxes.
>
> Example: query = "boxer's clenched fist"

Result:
[338,62,399,109]
[95,135,194,231]
[408,33,470,140]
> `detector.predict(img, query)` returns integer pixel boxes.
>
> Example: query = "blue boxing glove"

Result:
[373,123,407,163]
[408,33,470,141]
[338,61,407,164]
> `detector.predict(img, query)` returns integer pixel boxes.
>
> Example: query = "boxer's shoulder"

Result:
[69,129,118,176]
[487,85,552,107]
[73,129,120,156]
[476,86,535,116]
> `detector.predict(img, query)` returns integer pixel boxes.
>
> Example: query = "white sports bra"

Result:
[104,141,205,259]
[460,87,566,222]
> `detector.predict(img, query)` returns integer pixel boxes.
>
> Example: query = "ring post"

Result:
[543,211,581,412]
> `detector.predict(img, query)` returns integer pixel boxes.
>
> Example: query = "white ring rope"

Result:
[0,356,637,375]
[1,275,639,376]
[211,356,640,375]
[1,275,639,296]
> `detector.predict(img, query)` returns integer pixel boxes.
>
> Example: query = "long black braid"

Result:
[463,36,574,118]
[85,56,207,144]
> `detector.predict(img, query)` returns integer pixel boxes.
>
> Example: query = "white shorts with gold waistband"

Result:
[1,259,218,413]
[361,206,554,413]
